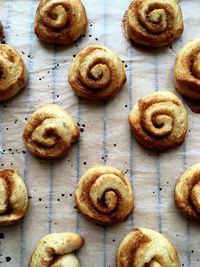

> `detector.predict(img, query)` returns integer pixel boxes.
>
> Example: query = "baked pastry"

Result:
[175,162,200,223]
[174,39,200,101]
[117,228,180,267]
[0,21,3,41]
[34,0,88,45]
[0,44,27,100]
[129,91,188,151]
[29,232,84,267]
[0,169,28,225]
[75,165,134,225]
[68,45,126,100]
[124,0,183,47]
[23,104,80,159]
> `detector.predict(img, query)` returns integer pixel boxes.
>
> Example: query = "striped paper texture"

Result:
[0,0,199,266]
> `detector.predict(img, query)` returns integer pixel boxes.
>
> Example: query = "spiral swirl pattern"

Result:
[34,0,88,45]
[124,0,183,47]
[117,228,180,267]
[0,44,27,100]
[23,104,80,159]
[75,165,134,225]
[129,91,188,151]
[175,162,200,223]
[29,232,84,267]
[174,39,200,101]
[68,45,126,100]
[0,169,28,225]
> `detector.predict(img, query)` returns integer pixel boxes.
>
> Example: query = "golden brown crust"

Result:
[124,0,183,47]
[75,165,134,225]
[29,232,84,267]
[0,44,27,100]
[129,91,188,151]
[68,45,126,100]
[34,0,88,45]
[0,169,28,225]
[116,228,180,267]
[23,104,80,159]
[174,39,200,100]
[175,163,200,223]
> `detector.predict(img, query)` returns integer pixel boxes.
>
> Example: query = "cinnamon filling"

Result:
[0,67,6,80]
[192,52,200,79]
[43,3,72,30]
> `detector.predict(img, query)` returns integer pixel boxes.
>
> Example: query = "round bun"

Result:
[174,39,200,100]
[68,45,126,100]
[129,91,188,151]
[23,104,80,159]
[0,168,28,225]
[0,44,27,100]
[34,0,88,45]
[75,165,134,225]
[117,228,180,267]
[29,232,84,267]
[124,0,183,47]
[175,162,200,223]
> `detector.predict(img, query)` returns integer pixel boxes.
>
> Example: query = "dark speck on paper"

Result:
[6,257,11,262]
[0,233,4,239]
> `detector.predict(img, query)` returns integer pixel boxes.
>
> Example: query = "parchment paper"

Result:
[0,0,199,266]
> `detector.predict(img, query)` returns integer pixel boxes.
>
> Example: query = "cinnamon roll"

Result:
[174,39,200,101]
[29,232,84,267]
[129,91,188,151]
[124,0,183,47]
[34,0,88,45]
[117,228,180,267]
[175,163,200,223]
[0,44,27,100]
[0,169,28,225]
[23,104,80,159]
[68,45,126,100]
[75,165,134,225]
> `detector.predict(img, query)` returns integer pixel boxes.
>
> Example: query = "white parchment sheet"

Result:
[0,0,199,266]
